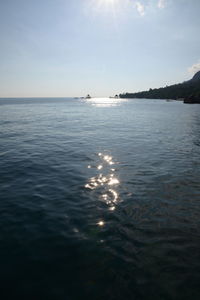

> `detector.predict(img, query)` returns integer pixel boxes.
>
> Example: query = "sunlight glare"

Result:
[88,0,122,16]
[97,0,118,7]
[98,220,105,226]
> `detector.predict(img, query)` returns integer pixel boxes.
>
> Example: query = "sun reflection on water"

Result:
[84,97,127,107]
[97,220,105,227]
[85,152,121,219]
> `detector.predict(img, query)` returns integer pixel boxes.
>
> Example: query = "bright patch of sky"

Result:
[0,0,200,97]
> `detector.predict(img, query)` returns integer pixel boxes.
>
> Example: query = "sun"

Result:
[95,0,121,13]
[99,0,119,5]
[99,0,116,3]
[91,0,120,10]
[87,0,123,18]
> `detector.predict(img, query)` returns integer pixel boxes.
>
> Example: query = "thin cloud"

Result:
[135,1,145,16]
[158,0,166,9]
[188,60,200,74]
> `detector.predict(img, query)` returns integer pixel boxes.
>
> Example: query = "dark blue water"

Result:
[0,97,200,300]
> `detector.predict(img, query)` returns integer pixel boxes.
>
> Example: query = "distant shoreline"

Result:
[119,71,200,104]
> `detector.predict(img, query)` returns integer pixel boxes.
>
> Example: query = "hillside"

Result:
[119,71,200,103]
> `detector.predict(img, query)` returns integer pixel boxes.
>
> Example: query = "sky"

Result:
[0,0,200,97]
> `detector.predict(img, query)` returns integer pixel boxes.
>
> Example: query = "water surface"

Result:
[0,97,200,299]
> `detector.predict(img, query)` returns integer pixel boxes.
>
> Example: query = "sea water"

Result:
[0,97,200,299]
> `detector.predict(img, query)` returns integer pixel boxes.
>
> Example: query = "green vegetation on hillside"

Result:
[119,71,200,103]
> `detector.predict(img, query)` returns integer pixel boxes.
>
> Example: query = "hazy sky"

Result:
[0,0,200,97]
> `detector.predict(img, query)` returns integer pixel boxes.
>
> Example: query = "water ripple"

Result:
[0,98,200,299]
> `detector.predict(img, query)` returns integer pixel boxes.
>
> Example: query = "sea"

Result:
[0,97,200,300]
